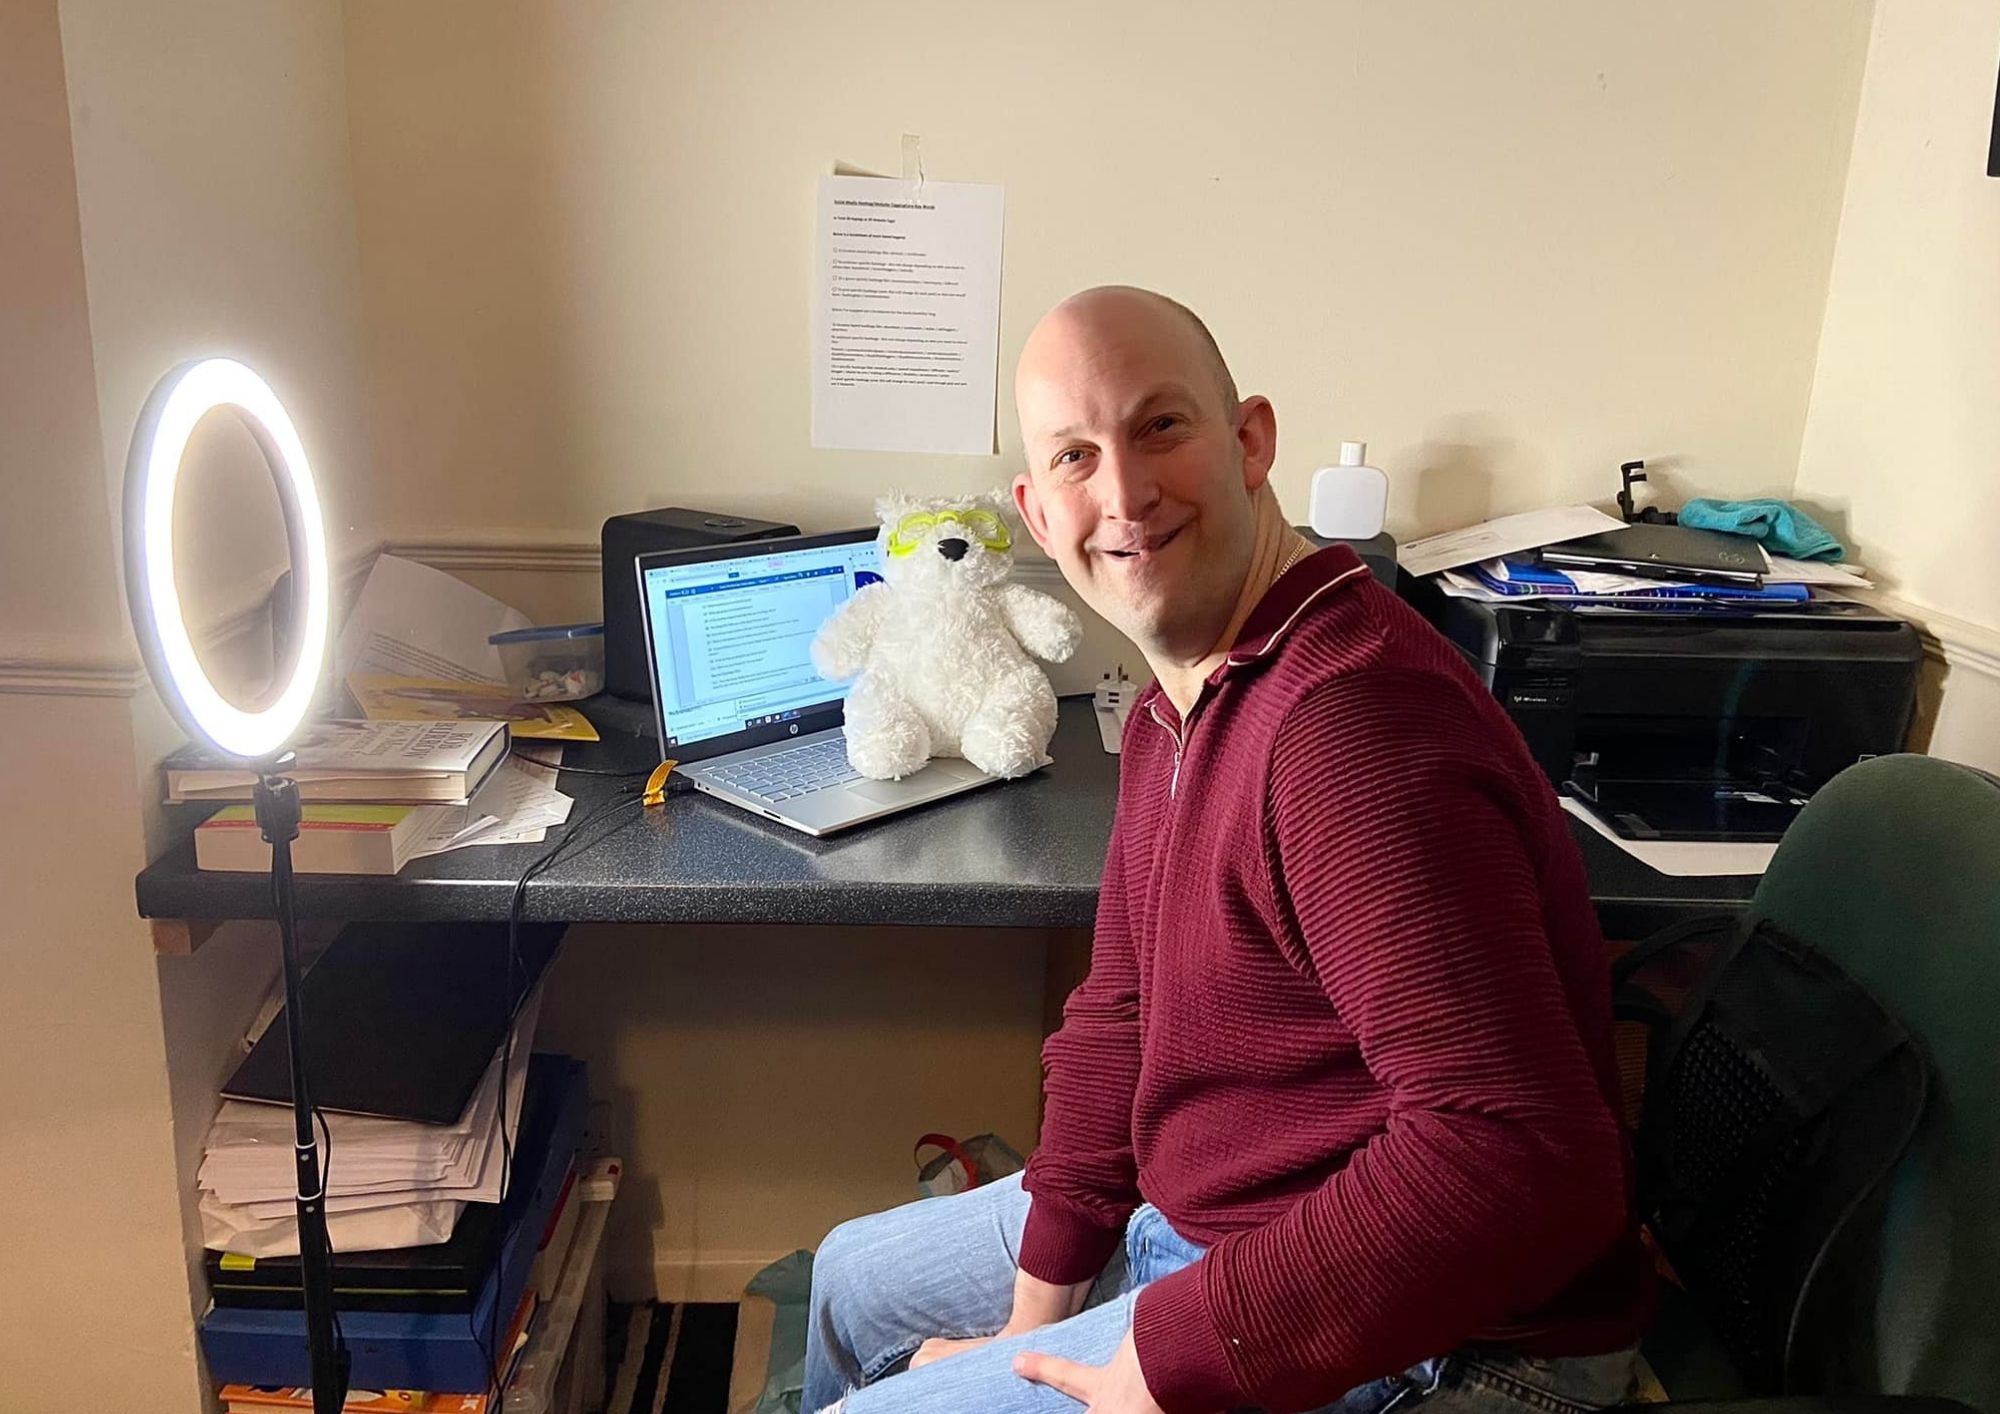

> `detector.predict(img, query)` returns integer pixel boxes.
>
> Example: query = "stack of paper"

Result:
[412,751,574,857]
[197,992,542,1257]
[1439,559,1814,605]
[1435,555,1873,607]
[337,554,600,743]
[1400,507,1873,600]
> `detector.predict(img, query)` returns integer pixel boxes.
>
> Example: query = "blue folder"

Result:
[1473,557,1811,603]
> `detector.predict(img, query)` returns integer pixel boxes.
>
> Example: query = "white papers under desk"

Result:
[198,990,541,1256]
[1561,795,1777,878]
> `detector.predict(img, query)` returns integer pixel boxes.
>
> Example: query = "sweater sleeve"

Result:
[1132,673,1630,1414]
[1019,812,1145,1284]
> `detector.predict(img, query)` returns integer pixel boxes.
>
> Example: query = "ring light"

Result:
[122,357,329,759]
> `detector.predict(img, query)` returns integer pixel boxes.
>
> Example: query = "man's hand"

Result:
[908,1267,1095,1371]
[1007,1267,1095,1329]
[910,1334,997,1368]
[1014,1330,1166,1414]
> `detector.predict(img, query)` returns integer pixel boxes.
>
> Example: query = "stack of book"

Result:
[196,924,587,1405]
[169,719,577,875]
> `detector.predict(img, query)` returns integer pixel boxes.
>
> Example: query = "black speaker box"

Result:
[601,508,799,701]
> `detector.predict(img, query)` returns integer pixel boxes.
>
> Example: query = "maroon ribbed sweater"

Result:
[1019,545,1652,1414]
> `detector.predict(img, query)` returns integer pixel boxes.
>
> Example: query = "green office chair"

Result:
[1621,754,1998,1414]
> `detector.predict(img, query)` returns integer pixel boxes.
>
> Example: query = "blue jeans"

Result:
[804,1174,1638,1414]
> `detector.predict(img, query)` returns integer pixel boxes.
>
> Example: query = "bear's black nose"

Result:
[936,538,969,561]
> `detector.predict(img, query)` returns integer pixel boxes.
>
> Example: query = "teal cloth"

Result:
[1679,498,1845,562]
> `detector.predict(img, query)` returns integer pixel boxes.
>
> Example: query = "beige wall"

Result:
[1795,0,2000,771]
[0,2,373,1407]
[60,0,378,642]
[333,0,1888,1294]
[539,925,1050,1299]
[0,0,125,667]
[342,0,1873,545]
[24,1,1999,1397]
[0,7,199,1405]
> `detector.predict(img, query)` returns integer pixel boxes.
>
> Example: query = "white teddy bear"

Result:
[810,490,1082,781]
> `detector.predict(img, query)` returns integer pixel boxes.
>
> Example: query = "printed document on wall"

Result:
[812,175,1004,456]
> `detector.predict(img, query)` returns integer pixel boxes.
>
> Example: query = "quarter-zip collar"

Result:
[1139,544,1372,796]
[1216,543,1370,678]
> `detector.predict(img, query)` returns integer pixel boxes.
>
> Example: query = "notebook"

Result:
[222,921,565,1123]
[1538,522,1769,586]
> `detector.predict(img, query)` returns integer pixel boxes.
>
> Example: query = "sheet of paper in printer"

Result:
[1560,795,1779,878]
[1398,506,1629,579]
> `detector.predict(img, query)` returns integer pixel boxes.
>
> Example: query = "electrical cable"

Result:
[480,780,648,1410]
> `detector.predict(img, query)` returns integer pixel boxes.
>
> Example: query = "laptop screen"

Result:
[641,534,882,751]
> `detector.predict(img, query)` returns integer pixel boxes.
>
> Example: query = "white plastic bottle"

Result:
[1308,441,1389,540]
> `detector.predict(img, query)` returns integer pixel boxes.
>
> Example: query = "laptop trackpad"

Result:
[849,759,985,803]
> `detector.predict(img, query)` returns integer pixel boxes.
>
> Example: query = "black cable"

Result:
[313,1103,347,1354]
[483,783,646,1410]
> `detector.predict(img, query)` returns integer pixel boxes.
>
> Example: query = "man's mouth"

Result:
[1098,524,1185,562]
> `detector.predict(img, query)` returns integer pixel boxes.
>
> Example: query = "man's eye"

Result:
[1147,415,1180,434]
[1054,448,1089,467]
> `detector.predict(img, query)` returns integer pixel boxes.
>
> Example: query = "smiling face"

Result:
[1012,287,1276,661]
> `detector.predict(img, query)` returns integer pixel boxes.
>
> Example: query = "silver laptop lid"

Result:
[635,528,882,762]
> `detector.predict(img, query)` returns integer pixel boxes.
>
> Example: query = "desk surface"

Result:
[134,697,1758,935]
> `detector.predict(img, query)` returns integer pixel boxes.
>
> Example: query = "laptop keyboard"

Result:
[706,737,863,803]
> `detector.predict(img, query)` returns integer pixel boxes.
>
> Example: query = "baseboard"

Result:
[1862,591,2000,773]
[612,1250,788,1306]
[1864,590,2000,682]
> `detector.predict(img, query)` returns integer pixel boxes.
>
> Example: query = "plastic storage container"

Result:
[489,623,605,702]
[504,1180,615,1414]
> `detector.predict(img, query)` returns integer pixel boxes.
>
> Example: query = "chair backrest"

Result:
[1614,913,1927,1397]
[1745,754,2000,1414]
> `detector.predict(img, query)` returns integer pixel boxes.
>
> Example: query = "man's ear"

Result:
[1234,394,1278,492]
[1012,471,1053,553]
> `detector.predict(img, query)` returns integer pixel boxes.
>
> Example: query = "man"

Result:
[803,287,1652,1414]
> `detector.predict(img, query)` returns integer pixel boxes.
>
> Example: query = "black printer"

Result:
[1405,581,1923,843]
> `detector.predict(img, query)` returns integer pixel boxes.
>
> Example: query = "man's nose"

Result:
[1095,446,1161,522]
[936,537,969,561]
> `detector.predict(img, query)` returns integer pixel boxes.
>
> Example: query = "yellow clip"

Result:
[643,760,677,808]
[219,1252,255,1271]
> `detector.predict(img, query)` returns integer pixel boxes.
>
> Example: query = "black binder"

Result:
[222,921,565,1123]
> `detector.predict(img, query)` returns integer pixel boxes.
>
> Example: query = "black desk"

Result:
[134,697,1758,944]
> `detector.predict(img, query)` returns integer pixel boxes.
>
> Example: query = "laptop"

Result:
[634,528,1019,836]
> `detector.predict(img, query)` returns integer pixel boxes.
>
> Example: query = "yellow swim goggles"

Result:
[885,508,1012,558]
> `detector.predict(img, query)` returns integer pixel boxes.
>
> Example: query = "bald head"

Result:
[1010,284,1281,671]
[1017,285,1238,417]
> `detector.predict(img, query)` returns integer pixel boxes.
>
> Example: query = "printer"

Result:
[1405,581,1923,843]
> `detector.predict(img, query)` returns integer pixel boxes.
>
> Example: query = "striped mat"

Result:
[604,1301,741,1414]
